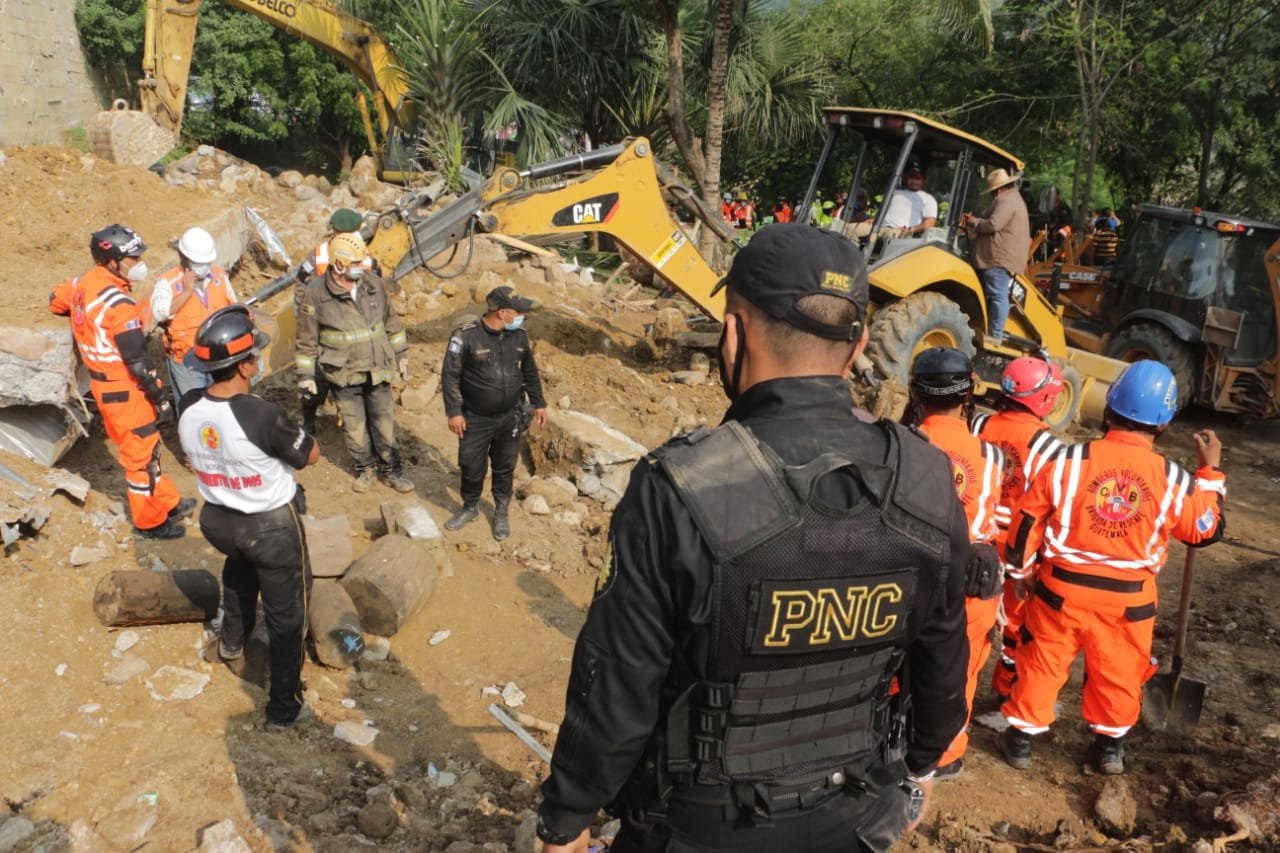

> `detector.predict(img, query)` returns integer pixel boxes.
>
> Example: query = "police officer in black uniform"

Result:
[441,285,547,541]
[536,224,970,853]
[178,306,320,732]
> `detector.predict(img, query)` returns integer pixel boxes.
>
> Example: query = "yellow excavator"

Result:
[86,0,420,181]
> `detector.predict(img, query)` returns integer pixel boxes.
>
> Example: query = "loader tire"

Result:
[866,292,977,388]
[1105,322,1196,410]
[1044,363,1084,432]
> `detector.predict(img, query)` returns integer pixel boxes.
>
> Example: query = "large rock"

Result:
[347,155,379,197]
[310,580,365,668]
[527,411,647,509]
[1094,777,1137,836]
[276,170,305,189]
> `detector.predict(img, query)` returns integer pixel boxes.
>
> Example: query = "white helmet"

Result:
[177,227,217,265]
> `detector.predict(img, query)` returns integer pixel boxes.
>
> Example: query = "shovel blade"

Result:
[1142,672,1207,732]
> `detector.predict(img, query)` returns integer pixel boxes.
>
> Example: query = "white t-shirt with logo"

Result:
[179,391,312,513]
[881,189,939,230]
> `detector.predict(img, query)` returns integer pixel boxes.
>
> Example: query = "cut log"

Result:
[340,533,438,636]
[93,570,220,627]
[304,514,353,578]
[309,579,365,668]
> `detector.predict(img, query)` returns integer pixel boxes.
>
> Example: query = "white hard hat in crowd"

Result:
[178,227,218,264]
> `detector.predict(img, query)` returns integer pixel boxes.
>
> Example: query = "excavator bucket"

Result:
[1065,348,1128,424]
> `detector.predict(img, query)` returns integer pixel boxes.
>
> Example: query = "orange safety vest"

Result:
[154,265,236,361]
[1006,430,1225,578]
[971,409,1065,534]
[49,265,145,383]
[919,414,1003,544]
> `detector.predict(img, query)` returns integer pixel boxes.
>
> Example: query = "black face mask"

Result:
[717,314,747,402]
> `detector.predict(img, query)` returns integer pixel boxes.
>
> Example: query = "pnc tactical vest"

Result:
[649,419,954,810]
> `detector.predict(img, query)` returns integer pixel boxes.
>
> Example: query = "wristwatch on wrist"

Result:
[536,813,577,846]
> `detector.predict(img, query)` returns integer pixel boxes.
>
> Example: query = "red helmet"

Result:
[1001,357,1063,417]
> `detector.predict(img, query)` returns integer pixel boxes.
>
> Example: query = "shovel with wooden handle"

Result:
[1142,546,1207,732]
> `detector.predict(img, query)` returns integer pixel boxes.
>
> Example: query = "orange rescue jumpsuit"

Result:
[919,414,1004,768]
[1001,430,1225,737]
[50,266,182,530]
[971,409,1066,698]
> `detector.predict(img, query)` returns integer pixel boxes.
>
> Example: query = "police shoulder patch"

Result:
[594,544,616,599]
[448,337,463,354]
[749,570,916,655]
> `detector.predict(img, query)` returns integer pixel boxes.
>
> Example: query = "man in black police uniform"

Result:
[536,223,970,853]
[441,285,548,541]
[178,305,320,732]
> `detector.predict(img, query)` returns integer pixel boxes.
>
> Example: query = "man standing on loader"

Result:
[999,360,1225,775]
[907,347,1004,782]
[970,357,1066,703]
[961,168,1030,342]
[50,225,191,539]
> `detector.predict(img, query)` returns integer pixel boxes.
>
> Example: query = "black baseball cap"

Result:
[711,223,868,341]
[486,285,539,313]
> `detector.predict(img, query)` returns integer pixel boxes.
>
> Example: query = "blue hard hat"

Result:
[1106,359,1178,426]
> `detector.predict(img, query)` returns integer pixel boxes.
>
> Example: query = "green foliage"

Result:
[63,125,90,153]
[75,0,145,73]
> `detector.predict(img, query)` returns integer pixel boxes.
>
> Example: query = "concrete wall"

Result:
[0,0,110,145]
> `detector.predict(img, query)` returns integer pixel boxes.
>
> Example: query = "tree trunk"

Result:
[658,0,706,192]
[1195,80,1221,208]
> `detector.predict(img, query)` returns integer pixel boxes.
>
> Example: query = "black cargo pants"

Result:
[611,781,911,853]
[200,498,312,725]
[457,407,520,506]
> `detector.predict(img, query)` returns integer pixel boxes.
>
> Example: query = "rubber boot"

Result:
[492,498,511,541]
[1095,734,1124,775]
[444,503,479,531]
[998,727,1033,770]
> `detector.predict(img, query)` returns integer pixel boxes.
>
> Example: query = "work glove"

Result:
[154,399,176,428]
[398,357,409,378]
[298,377,318,399]
[965,542,1003,600]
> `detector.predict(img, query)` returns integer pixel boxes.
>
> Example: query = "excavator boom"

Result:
[90,0,413,177]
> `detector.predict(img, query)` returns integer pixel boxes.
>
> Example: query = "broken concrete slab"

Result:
[400,376,439,412]
[44,469,90,502]
[380,499,452,578]
[528,411,648,510]
[304,515,353,578]
[146,665,210,701]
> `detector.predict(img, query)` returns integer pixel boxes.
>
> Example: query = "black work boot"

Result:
[444,503,479,531]
[167,497,197,522]
[1095,734,1125,775]
[998,727,1033,770]
[492,499,511,541]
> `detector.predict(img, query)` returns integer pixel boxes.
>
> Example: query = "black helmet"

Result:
[904,155,925,175]
[187,305,271,373]
[910,346,974,396]
[90,224,146,265]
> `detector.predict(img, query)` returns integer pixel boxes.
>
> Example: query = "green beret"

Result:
[329,208,363,232]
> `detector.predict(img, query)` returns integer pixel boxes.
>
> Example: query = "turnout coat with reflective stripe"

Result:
[1005,430,1225,578]
[295,271,406,387]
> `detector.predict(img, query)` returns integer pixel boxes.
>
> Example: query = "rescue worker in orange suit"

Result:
[49,225,192,539]
[149,226,239,408]
[999,360,1225,775]
[970,357,1066,702]
[906,347,1004,782]
[293,208,376,434]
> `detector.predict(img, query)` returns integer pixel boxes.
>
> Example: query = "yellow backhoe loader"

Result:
[798,108,1126,428]
[87,0,420,181]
